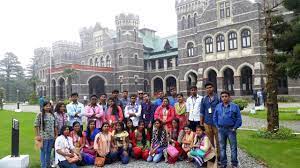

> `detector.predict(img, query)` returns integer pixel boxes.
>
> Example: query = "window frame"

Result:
[205,37,214,54]
[216,34,225,52]
[241,29,251,48]
[228,32,238,50]
[187,42,195,57]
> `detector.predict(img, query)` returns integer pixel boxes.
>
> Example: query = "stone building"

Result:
[35,0,300,101]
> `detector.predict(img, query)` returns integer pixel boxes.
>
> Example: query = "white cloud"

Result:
[0,0,177,67]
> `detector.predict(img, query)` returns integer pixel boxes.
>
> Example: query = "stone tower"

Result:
[114,13,144,93]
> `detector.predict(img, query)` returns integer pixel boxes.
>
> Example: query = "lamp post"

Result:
[16,89,19,110]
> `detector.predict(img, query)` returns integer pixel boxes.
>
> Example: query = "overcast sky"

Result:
[0,0,177,67]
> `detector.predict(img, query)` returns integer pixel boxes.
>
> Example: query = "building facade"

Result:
[35,0,300,101]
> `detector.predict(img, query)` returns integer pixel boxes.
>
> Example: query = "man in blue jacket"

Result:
[200,82,220,161]
[213,91,242,168]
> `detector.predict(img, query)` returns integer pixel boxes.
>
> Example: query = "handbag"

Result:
[190,149,205,157]
[66,153,80,163]
[167,145,179,158]
[94,156,106,167]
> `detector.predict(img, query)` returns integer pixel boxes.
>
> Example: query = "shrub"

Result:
[254,127,295,140]
[232,98,248,110]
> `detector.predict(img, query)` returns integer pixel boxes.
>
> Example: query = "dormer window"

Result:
[220,1,230,19]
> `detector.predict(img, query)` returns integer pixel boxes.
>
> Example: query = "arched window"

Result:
[205,37,213,54]
[94,57,99,66]
[228,32,237,50]
[187,42,195,57]
[216,34,225,52]
[182,16,186,30]
[106,55,111,67]
[100,57,104,67]
[89,58,93,66]
[187,15,191,28]
[241,29,251,48]
[193,13,197,27]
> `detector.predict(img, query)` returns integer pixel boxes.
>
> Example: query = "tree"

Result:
[0,52,24,101]
[62,68,78,97]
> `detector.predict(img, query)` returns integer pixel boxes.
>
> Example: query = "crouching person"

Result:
[132,120,151,160]
[188,125,215,167]
[55,126,79,168]
[94,122,115,166]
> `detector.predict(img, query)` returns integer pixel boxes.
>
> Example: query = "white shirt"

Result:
[66,101,85,126]
[54,135,75,164]
[186,94,203,121]
[124,103,142,127]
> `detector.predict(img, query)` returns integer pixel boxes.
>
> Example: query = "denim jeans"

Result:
[110,148,130,164]
[40,139,55,168]
[58,160,77,168]
[147,152,163,163]
[218,127,238,167]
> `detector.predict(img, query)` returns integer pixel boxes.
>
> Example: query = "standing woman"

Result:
[82,120,100,165]
[106,97,124,131]
[174,93,187,130]
[70,121,85,161]
[85,95,104,128]
[111,122,130,164]
[54,102,68,134]
[147,119,168,163]
[154,97,175,131]
[34,101,58,168]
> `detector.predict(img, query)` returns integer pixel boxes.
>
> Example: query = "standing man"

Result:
[124,94,141,127]
[120,90,129,111]
[186,86,203,131]
[154,90,164,107]
[99,93,108,119]
[213,91,242,168]
[200,82,220,161]
[141,93,156,130]
[167,87,177,107]
[112,89,123,111]
[136,90,144,105]
[66,93,85,130]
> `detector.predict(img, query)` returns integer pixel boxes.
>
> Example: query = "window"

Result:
[119,55,122,64]
[205,37,213,54]
[89,58,93,66]
[144,61,148,70]
[187,42,195,57]
[187,15,191,28]
[193,13,197,27]
[220,1,230,19]
[228,32,237,50]
[216,34,225,52]
[151,60,156,70]
[241,29,251,48]
[182,16,186,30]
[95,36,103,48]
[134,54,138,64]
[167,58,173,68]
[100,57,104,67]
[106,56,111,67]
[158,59,164,69]
[95,57,99,66]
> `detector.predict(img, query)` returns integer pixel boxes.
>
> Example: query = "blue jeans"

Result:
[218,127,238,167]
[147,152,163,163]
[40,139,55,168]
[58,160,77,168]
[110,148,130,164]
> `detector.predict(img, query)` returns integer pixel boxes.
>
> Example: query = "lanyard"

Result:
[191,96,198,110]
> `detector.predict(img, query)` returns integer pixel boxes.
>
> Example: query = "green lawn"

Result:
[0,110,40,168]
[238,131,300,168]
[242,107,300,121]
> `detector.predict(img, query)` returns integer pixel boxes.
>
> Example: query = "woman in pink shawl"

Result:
[85,95,105,128]
[154,97,175,130]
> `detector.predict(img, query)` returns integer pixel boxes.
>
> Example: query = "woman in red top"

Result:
[132,120,151,160]
[154,97,175,131]
[106,97,124,131]
[126,119,136,152]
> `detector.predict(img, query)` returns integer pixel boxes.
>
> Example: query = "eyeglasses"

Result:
[138,93,144,95]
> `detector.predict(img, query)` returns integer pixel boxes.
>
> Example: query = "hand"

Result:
[232,128,236,132]
[35,136,42,141]
[200,121,204,126]
[67,153,74,157]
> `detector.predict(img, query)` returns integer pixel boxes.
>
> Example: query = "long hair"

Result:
[154,119,163,142]
[54,102,65,113]
[108,97,118,116]
[72,121,83,137]
[85,120,96,141]
[60,125,69,136]
[126,118,135,132]
[138,120,147,147]
[41,101,54,131]
[163,97,170,110]
[115,121,125,134]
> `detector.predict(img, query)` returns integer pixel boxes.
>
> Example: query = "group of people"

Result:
[34,82,242,168]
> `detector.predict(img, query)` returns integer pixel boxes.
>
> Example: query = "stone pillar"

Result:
[164,59,167,71]
[155,59,159,71]
[163,79,167,94]
[217,77,224,94]
[234,76,241,96]
[172,57,176,70]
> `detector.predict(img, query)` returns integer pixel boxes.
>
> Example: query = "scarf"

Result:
[175,102,186,115]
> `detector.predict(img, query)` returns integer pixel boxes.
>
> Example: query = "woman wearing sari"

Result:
[174,93,187,130]
[82,120,100,165]
[154,97,175,131]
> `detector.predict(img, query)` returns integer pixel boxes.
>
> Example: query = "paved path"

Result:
[80,147,265,168]
[3,104,40,113]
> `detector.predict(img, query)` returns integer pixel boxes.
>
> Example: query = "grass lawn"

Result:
[238,131,300,168]
[242,107,300,121]
[0,110,40,168]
